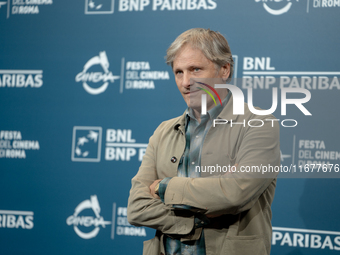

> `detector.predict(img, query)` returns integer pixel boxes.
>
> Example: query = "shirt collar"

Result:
[173,91,236,132]
[186,91,232,123]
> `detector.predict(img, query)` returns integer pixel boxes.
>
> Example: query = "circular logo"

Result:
[75,51,120,95]
[66,195,111,239]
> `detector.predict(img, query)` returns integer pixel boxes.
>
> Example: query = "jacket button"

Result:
[171,156,177,163]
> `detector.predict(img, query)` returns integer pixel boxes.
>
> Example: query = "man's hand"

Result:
[149,179,162,199]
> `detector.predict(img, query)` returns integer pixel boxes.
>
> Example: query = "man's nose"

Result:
[182,72,192,89]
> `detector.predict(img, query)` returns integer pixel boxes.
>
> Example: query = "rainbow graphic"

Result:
[196,82,222,106]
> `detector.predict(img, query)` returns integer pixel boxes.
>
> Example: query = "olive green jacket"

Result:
[127,95,280,255]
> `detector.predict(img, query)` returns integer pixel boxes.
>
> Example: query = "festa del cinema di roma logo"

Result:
[66,195,111,239]
[255,0,299,15]
[197,83,311,127]
[66,195,147,239]
[75,51,120,95]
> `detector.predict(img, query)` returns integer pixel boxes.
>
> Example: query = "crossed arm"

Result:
[127,116,280,234]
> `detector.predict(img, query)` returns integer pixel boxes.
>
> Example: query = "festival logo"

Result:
[0,130,40,159]
[114,206,146,238]
[66,196,147,240]
[75,51,120,95]
[121,60,170,91]
[66,195,111,239]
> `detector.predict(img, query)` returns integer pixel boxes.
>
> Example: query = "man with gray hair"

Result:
[127,28,280,255]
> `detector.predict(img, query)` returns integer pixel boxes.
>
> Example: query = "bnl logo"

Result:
[85,0,114,14]
[71,126,102,162]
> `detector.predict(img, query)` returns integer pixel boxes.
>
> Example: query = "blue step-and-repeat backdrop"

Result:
[1,0,340,254]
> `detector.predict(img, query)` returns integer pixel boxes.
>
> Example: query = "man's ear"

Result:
[221,63,231,81]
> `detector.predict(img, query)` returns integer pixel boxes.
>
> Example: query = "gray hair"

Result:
[166,28,234,82]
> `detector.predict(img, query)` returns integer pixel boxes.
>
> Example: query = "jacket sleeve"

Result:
[127,124,195,235]
[162,115,280,216]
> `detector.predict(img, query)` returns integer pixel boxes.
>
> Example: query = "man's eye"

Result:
[194,68,200,72]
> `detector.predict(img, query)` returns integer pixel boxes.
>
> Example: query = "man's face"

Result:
[172,44,230,112]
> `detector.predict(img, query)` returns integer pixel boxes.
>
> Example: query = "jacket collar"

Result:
[173,111,186,134]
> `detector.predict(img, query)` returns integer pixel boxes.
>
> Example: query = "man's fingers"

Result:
[149,179,162,199]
